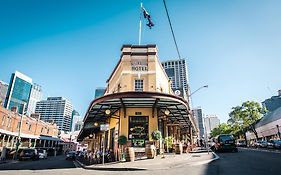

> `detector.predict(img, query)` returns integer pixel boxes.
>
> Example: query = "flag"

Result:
[142,6,154,29]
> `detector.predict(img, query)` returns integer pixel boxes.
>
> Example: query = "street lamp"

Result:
[189,85,208,147]
[189,85,208,97]
[15,102,26,159]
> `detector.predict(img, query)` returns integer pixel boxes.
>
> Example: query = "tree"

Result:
[229,101,266,141]
[210,123,232,138]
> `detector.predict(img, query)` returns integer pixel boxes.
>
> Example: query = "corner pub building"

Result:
[78,44,198,160]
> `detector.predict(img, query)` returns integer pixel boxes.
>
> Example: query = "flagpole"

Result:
[139,3,143,45]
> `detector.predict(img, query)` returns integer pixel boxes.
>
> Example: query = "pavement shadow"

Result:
[0,155,77,171]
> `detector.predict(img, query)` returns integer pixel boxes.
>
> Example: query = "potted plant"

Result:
[151,130,162,155]
[164,136,173,153]
[118,135,127,161]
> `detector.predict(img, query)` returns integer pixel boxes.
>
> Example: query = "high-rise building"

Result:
[4,71,33,114]
[71,110,82,132]
[192,107,204,138]
[161,59,189,99]
[95,87,106,99]
[74,120,83,131]
[204,115,220,137]
[27,83,42,116]
[0,81,8,106]
[262,90,281,112]
[35,97,73,131]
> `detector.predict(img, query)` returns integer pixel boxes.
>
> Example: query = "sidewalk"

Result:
[76,149,219,171]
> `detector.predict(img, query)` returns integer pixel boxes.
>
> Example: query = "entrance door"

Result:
[128,116,149,147]
[109,127,115,150]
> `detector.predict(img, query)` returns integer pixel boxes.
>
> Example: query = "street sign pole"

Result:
[100,124,109,165]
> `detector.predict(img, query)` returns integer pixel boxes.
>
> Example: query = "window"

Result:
[28,124,32,131]
[134,80,143,92]
[16,121,20,129]
[7,118,12,128]
[41,127,44,133]
[2,115,6,126]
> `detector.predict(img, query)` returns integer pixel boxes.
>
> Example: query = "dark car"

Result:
[65,151,76,160]
[274,140,281,149]
[19,148,39,161]
[214,134,238,152]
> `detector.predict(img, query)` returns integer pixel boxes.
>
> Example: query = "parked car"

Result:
[274,140,281,149]
[267,140,278,149]
[254,141,268,148]
[65,151,76,160]
[213,134,238,152]
[237,140,247,147]
[38,149,47,159]
[19,148,39,161]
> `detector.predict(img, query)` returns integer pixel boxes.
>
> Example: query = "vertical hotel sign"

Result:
[131,59,148,71]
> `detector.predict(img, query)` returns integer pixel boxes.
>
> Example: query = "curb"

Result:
[75,152,219,171]
[75,159,147,171]
[173,151,219,167]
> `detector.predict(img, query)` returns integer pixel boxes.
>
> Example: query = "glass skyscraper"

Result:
[161,59,189,100]
[27,83,42,116]
[95,87,106,99]
[4,71,33,114]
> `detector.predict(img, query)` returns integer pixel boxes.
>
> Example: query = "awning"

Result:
[0,129,39,139]
[20,133,39,139]
[0,128,17,137]
[39,135,62,141]
[78,91,197,141]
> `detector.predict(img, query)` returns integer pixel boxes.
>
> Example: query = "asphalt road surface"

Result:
[0,148,280,175]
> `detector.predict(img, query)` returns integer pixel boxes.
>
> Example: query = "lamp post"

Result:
[188,85,208,147]
[189,85,208,97]
[15,102,26,159]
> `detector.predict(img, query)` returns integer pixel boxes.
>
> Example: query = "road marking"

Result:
[73,161,82,168]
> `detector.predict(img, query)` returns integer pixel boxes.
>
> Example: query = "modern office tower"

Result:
[71,110,82,132]
[161,59,189,99]
[74,120,83,131]
[192,107,204,138]
[262,90,281,112]
[0,81,9,106]
[35,97,73,132]
[4,71,33,114]
[95,87,106,99]
[27,83,42,116]
[204,115,220,137]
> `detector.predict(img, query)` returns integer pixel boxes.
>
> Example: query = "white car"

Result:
[38,149,47,159]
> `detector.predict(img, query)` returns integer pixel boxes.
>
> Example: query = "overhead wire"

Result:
[162,0,181,59]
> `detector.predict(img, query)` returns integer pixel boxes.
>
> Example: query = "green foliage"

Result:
[164,136,173,149]
[118,135,127,145]
[210,123,232,138]
[151,130,162,140]
[228,101,265,139]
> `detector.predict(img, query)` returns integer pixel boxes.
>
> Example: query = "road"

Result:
[0,155,76,171]
[0,148,280,175]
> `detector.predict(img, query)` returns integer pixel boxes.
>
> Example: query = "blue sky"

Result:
[1,0,281,123]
